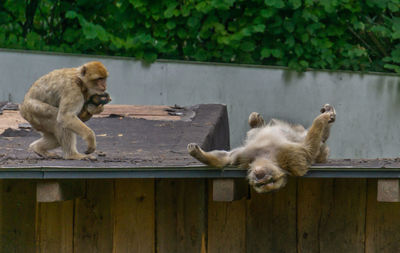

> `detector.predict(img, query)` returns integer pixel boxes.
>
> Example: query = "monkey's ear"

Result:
[80,66,87,77]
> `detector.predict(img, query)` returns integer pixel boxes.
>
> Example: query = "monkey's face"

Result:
[88,77,107,94]
[80,61,109,95]
[247,158,288,193]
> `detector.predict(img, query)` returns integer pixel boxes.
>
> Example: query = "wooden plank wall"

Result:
[1,178,400,253]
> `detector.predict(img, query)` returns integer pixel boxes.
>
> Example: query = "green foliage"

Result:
[0,0,400,73]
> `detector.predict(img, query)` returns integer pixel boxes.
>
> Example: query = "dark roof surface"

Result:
[0,104,229,169]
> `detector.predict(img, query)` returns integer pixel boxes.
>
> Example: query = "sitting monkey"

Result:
[188,104,336,193]
[19,61,111,160]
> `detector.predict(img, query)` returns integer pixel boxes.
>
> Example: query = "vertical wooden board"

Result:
[246,178,297,253]
[318,179,366,253]
[1,180,36,253]
[74,180,114,253]
[208,180,246,253]
[297,178,328,253]
[366,179,400,253]
[298,178,366,253]
[36,200,74,253]
[156,179,207,253]
[113,179,154,253]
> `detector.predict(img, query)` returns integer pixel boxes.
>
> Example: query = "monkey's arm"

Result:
[57,93,96,154]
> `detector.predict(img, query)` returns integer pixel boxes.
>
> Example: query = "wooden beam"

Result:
[212,179,248,202]
[377,179,400,202]
[36,180,86,202]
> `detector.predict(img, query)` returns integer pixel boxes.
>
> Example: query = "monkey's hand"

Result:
[88,92,112,106]
[87,104,104,115]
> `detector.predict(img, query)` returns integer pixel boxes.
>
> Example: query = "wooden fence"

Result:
[0,178,399,253]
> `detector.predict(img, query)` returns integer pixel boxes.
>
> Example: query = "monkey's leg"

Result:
[315,144,329,163]
[248,112,265,128]
[20,98,58,120]
[187,143,244,168]
[304,106,335,161]
[29,132,61,158]
[56,128,96,160]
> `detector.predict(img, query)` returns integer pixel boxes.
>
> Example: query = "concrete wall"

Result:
[1,49,399,158]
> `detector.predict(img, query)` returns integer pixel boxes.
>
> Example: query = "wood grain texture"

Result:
[0,180,36,253]
[156,179,207,253]
[366,179,400,253]
[297,178,328,253]
[208,180,246,253]
[36,200,74,253]
[113,179,155,253]
[298,178,366,253]
[246,178,297,253]
[74,180,114,253]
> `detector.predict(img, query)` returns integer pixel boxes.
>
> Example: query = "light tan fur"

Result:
[19,61,109,160]
[188,104,336,193]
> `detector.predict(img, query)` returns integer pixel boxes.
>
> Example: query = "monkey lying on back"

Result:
[20,61,111,160]
[188,104,336,193]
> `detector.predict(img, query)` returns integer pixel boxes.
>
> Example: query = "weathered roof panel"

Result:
[0,104,229,169]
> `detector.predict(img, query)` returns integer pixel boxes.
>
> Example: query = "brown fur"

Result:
[19,61,109,160]
[188,104,336,193]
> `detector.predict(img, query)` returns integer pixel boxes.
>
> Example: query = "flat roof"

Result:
[1,104,399,179]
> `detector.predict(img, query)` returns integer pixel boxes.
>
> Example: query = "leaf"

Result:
[294,45,303,56]
[265,0,285,9]
[166,20,176,30]
[301,33,309,42]
[177,28,188,39]
[260,9,275,18]
[187,16,200,28]
[240,41,256,52]
[392,17,400,39]
[164,2,179,18]
[271,49,283,58]
[283,20,295,32]
[384,64,400,73]
[388,2,399,12]
[260,48,271,58]
[65,10,78,19]
[253,24,266,33]
[288,0,302,9]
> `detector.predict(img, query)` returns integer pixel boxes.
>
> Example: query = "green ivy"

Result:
[0,0,400,72]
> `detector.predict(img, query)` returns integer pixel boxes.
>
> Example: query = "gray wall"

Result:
[1,49,399,159]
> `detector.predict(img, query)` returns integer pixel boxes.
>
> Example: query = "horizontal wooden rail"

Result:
[0,165,400,179]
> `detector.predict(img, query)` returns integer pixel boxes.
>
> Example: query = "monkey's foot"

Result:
[64,153,97,161]
[320,104,336,123]
[248,112,265,128]
[29,146,61,159]
[187,143,209,165]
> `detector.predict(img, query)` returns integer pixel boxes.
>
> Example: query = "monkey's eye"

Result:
[97,77,106,81]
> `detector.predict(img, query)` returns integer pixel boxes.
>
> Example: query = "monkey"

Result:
[19,61,110,160]
[188,104,336,193]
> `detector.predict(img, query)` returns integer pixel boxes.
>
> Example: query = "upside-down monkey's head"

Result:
[247,158,288,193]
